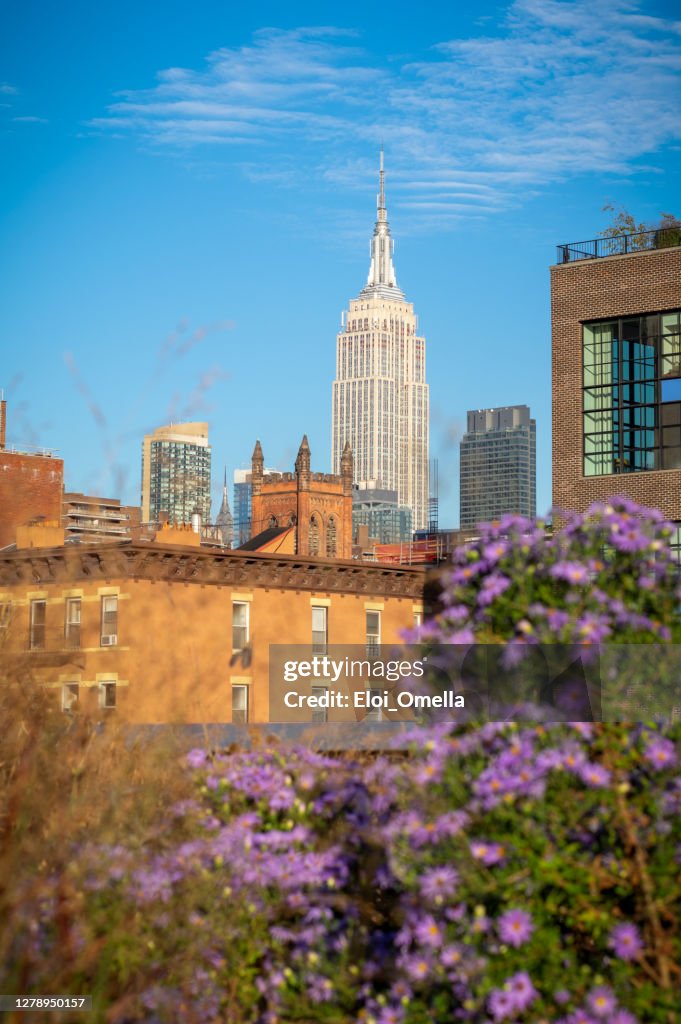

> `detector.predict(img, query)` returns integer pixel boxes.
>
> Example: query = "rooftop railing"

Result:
[557,226,681,264]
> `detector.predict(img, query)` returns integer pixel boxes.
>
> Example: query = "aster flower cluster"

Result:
[5,717,678,1024]
[419,498,680,650]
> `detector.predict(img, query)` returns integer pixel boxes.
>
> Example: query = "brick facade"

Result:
[250,437,354,559]
[551,246,681,518]
[0,450,64,549]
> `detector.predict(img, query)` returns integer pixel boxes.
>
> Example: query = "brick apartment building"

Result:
[552,232,681,552]
[0,523,424,724]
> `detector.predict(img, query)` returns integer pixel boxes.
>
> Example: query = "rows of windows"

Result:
[28,596,119,650]
[582,311,681,475]
[15,598,420,722]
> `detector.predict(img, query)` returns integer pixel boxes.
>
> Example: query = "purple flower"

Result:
[488,987,516,1022]
[550,561,590,585]
[579,762,611,788]
[610,1011,638,1024]
[478,573,512,606]
[403,954,431,981]
[643,736,677,770]
[419,865,459,904]
[498,909,534,947]
[609,922,643,961]
[414,914,443,948]
[186,748,208,769]
[440,944,463,968]
[507,971,537,1012]
[587,986,617,1018]
[470,840,506,865]
[566,1012,598,1024]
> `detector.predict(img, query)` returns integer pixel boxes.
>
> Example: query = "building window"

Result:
[583,311,681,476]
[312,605,328,653]
[62,683,79,713]
[29,600,46,650]
[413,610,423,628]
[311,685,328,723]
[0,602,12,633]
[326,516,337,558]
[99,681,116,710]
[232,684,249,724]
[268,514,278,528]
[309,514,320,556]
[366,610,381,657]
[232,602,249,652]
[65,598,81,648]
[100,596,118,646]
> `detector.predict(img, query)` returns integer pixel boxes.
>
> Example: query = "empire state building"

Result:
[332,152,429,530]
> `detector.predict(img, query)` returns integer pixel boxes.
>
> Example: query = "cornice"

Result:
[0,542,425,599]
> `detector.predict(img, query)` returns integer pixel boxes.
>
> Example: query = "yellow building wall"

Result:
[0,573,423,725]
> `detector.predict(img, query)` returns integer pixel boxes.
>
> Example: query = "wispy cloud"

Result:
[90,2,681,224]
[12,115,48,123]
[0,83,17,95]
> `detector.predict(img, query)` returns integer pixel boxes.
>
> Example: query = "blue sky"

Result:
[2,0,680,526]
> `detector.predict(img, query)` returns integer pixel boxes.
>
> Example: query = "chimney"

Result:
[0,397,6,450]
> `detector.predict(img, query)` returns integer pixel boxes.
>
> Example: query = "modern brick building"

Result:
[0,522,424,724]
[0,399,64,550]
[459,406,536,529]
[250,436,354,559]
[551,233,681,549]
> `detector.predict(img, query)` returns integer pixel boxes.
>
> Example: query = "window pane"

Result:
[29,600,46,649]
[100,682,116,709]
[232,685,248,724]
[662,378,681,402]
[232,603,249,650]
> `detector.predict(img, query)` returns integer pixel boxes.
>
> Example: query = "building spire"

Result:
[364,148,401,296]
[378,145,385,216]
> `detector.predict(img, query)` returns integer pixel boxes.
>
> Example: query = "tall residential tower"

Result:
[141,422,211,525]
[332,152,429,530]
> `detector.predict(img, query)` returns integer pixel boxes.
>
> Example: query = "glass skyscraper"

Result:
[141,422,211,525]
[459,406,536,529]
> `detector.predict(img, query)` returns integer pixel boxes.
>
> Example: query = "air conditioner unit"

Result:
[101,634,118,647]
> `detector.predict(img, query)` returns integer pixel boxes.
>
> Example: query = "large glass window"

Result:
[583,311,681,476]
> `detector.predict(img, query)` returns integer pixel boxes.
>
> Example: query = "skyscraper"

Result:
[332,151,429,530]
[460,406,536,529]
[141,422,211,525]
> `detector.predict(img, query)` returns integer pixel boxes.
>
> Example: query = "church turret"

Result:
[295,435,311,492]
[251,440,264,496]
